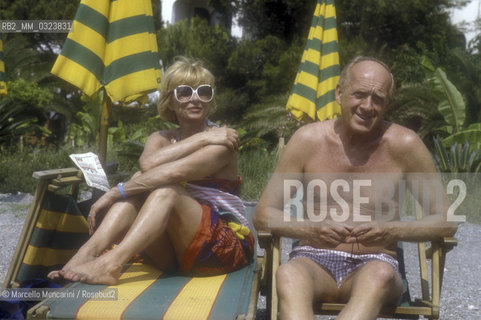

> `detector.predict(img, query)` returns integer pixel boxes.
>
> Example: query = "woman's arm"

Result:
[115,144,235,199]
[139,126,239,172]
[88,143,235,232]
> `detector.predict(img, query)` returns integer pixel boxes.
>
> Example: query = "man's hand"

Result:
[312,222,353,247]
[348,222,395,246]
[204,126,239,151]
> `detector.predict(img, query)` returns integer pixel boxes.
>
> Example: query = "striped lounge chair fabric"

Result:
[15,192,89,284]
[4,169,261,320]
[29,260,258,319]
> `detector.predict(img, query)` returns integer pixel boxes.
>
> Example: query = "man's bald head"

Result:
[338,56,395,103]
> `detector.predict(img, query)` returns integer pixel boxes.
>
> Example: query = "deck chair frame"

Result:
[4,168,264,320]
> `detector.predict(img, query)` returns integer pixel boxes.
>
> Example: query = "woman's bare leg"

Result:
[47,195,144,280]
[59,185,203,284]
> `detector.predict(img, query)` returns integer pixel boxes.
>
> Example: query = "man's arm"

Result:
[397,130,457,240]
[351,128,457,244]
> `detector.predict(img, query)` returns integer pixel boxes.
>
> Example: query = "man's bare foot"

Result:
[47,246,99,281]
[58,254,122,285]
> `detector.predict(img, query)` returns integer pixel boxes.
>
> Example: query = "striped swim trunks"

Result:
[289,245,400,288]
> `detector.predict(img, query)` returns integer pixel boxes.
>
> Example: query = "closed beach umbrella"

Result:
[286,0,341,121]
[0,37,6,96]
[51,0,162,163]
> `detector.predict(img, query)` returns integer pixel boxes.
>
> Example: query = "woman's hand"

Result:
[203,126,239,151]
[87,191,117,235]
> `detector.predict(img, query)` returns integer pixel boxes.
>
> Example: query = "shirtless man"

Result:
[254,57,457,320]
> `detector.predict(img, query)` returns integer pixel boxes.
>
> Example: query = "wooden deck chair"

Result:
[3,168,263,320]
[258,202,458,320]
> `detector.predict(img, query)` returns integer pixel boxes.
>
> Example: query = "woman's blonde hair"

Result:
[157,56,216,123]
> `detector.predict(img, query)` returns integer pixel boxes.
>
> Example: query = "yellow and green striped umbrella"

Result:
[51,0,161,102]
[0,37,7,96]
[286,0,341,121]
[51,0,161,163]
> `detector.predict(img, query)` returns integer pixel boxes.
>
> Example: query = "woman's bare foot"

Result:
[47,245,99,281]
[58,252,122,285]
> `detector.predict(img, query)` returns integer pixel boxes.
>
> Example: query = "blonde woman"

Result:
[48,57,254,285]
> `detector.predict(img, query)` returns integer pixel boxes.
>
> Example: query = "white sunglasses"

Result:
[173,85,214,103]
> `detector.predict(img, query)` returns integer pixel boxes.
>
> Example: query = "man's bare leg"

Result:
[336,260,403,320]
[276,257,339,320]
[47,197,142,280]
[59,186,202,284]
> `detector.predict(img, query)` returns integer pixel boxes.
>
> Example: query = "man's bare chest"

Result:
[303,140,402,173]
[300,144,405,216]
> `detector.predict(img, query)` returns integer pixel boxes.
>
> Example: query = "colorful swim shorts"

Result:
[180,204,255,275]
[289,245,400,288]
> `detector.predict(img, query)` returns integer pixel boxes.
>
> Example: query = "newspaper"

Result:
[69,152,110,192]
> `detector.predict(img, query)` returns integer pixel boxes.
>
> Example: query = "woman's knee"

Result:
[147,185,183,203]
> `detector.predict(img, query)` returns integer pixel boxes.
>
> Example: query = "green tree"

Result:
[0,79,53,146]
[1,0,86,143]
[336,0,467,83]
[237,0,316,42]
[158,18,236,85]
[448,48,481,124]
[0,0,80,64]
[388,59,481,153]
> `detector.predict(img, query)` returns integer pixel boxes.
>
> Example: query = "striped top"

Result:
[186,179,248,227]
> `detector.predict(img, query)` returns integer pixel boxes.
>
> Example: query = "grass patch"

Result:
[0,146,77,194]
[238,147,278,202]
[0,143,280,200]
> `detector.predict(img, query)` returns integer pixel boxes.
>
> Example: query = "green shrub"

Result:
[433,135,481,173]
[0,146,76,193]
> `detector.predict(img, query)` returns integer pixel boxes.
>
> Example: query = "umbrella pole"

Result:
[99,91,111,166]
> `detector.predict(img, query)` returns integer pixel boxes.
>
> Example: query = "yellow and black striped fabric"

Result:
[0,37,6,96]
[43,261,257,320]
[51,0,161,102]
[16,192,89,283]
[286,0,341,121]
